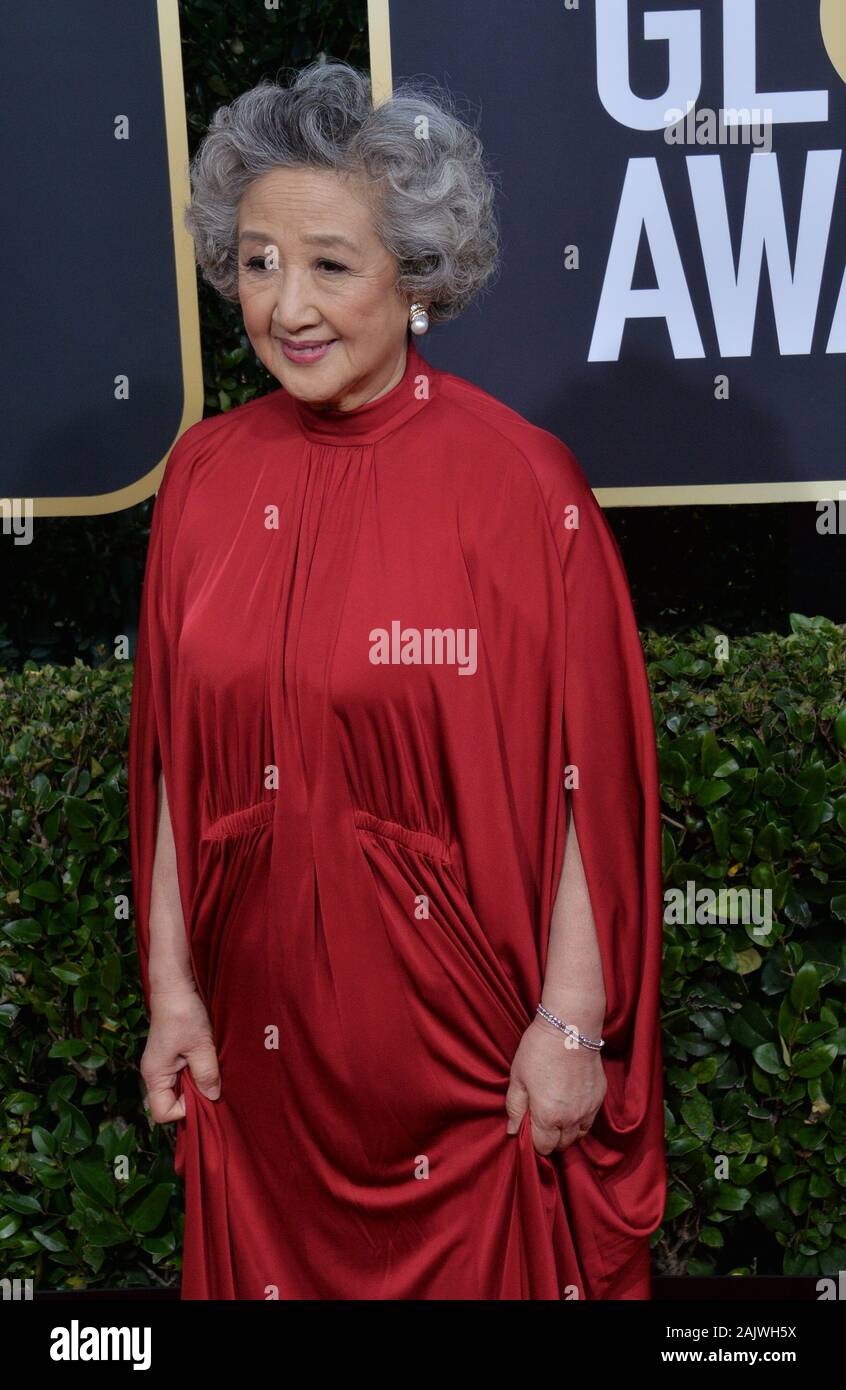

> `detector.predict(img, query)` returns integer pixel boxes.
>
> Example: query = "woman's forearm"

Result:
[538,804,606,1038]
[147,771,195,995]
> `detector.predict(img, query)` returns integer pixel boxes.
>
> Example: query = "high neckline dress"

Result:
[129,337,666,1300]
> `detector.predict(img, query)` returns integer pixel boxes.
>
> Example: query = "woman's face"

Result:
[237,166,413,411]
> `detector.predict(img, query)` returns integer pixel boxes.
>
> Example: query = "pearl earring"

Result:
[409,302,429,335]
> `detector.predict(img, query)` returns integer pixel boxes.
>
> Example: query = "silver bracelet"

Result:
[536,1002,605,1050]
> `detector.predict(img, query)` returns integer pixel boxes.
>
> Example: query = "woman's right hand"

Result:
[140,982,221,1123]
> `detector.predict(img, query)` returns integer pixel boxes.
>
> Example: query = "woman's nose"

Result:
[271,269,320,329]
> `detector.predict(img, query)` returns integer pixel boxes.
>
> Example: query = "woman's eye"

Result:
[242,257,347,274]
[240,255,350,273]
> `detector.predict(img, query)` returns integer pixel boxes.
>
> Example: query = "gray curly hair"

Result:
[183,59,501,324]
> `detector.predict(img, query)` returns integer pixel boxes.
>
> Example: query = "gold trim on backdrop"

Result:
[821,0,846,84]
[368,0,393,107]
[367,0,846,508]
[34,0,203,516]
[595,479,846,508]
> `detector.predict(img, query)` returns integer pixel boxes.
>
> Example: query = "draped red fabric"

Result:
[128,337,665,1300]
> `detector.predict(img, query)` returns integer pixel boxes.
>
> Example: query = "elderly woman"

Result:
[129,59,665,1301]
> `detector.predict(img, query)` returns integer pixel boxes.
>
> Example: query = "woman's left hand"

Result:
[505,1016,607,1154]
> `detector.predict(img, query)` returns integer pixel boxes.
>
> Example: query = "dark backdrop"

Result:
[1,0,842,673]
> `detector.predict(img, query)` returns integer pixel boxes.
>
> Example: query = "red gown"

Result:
[128,336,665,1300]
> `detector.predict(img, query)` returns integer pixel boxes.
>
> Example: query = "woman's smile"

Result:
[277,336,338,364]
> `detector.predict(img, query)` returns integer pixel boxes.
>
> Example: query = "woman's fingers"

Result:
[528,1112,563,1156]
[141,1068,187,1124]
[140,985,221,1123]
[555,1112,598,1151]
[141,1035,220,1124]
[187,1041,222,1100]
[504,1075,530,1135]
[506,1074,589,1152]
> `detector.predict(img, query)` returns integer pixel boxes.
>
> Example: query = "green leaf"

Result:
[2,917,42,943]
[662,1189,694,1220]
[1,1192,43,1215]
[786,1178,809,1216]
[63,795,98,828]
[728,1004,774,1049]
[80,1213,130,1249]
[125,1184,174,1235]
[692,777,731,807]
[69,1157,117,1209]
[753,824,783,862]
[48,1039,89,1058]
[32,1225,70,1253]
[714,1185,751,1212]
[753,1043,785,1075]
[5,1091,38,1114]
[681,1093,714,1140]
[701,730,739,778]
[790,963,820,1013]
[24,880,61,902]
[735,948,762,975]
[54,1100,92,1152]
[31,1126,56,1156]
[793,1044,838,1078]
[51,966,84,985]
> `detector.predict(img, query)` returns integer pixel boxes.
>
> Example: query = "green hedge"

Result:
[0,658,179,1288]
[655,614,846,1277]
[1,614,845,1290]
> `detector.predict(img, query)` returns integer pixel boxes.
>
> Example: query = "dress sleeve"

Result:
[127,446,185,1017]
[542,440,665,1178]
